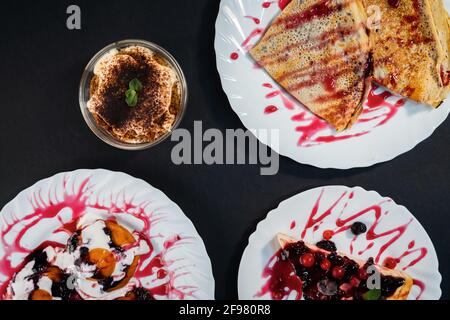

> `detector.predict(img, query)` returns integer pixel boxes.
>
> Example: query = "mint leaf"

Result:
[129,78,143,92]
[125,79,142,107]
[125,89,138,107]
[363,289,381,300]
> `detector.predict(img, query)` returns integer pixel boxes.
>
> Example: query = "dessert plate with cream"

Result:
[215,0,450,169]
[238,186,441,300]
[0,169,214,300]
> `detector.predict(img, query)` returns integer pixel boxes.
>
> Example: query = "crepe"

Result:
[364,0,450,107]
[250,0,371,131]
[277,234,413,300]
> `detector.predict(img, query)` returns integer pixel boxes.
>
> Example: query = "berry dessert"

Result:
[259,234,413,300]
[3,218,154,300]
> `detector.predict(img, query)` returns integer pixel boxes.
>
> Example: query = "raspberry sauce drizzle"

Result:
[264,105,279,114]
[383,241,428,272]
[230,27,264,60]
[231,0,291,60]
[255,251,302,300]
[0,176,195,300]
[263,84,405,147]
[275,0,345,30]
[244,15,261,25]
[413,279,426,300]
[262,0,291,10]
[290,220,296,230]
[242,28,264,51]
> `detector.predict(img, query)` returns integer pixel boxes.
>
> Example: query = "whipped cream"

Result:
[6,218,151,300]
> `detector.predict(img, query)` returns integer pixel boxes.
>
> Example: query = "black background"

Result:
[0,0,448,300]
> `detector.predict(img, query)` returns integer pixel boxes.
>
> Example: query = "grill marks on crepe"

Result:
[275,0,353,29]
[250,0,371,131]
[258,24,365,67]
[364,0,450,107]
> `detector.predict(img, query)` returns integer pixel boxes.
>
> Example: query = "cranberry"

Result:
[383,257,398,269]
[323,230,334,240]
[300,253,315,268]
[358,267,368,280]
[320,258,331,270]
[332,266,345,279]
[350,276,360,287]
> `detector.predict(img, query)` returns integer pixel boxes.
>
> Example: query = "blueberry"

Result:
[31,250,48,273]
[316,240,337,252]
[381,276,405,297]
[327,252,344,266]
[51,273,74,300]
[344,261,359,275]
[75,247,90,265]
[363,257,375,269]
[351,222,367,235]
[286,241,309,257]
[67,232,80,253]
[134,287,154,300]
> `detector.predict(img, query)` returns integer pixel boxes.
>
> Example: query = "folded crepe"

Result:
[363,0,450,107]
[250,0,371,131]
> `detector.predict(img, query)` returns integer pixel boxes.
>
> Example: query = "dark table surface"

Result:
[0,0,449,300]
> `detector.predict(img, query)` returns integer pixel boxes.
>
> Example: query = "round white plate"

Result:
[215,0,450,169]
[238,186,441,300]
[0,169,215,300]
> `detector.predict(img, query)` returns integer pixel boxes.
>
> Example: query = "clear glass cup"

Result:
[79,39,188,150]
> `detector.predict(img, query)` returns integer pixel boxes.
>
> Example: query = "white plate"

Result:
[238,186,441,300]
[0,169,215,300]
[215,0,450,169]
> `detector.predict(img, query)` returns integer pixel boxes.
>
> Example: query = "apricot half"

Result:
[88,248,116,278]
[44,266,64,282]
[29,289,52,300]
[105,220,135,246]
[107,256,139,292]
[115,291,136,300]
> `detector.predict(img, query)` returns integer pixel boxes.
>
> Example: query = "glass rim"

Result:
[79,39,188,151]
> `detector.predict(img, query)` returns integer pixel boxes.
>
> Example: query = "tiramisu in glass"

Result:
[79,40,187,149]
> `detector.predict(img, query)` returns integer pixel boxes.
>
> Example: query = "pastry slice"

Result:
[364,0,450,106]
[250,0,371,131]
[276,234,413,300]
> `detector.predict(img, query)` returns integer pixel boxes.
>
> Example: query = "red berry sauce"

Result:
[257,240,406,300]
